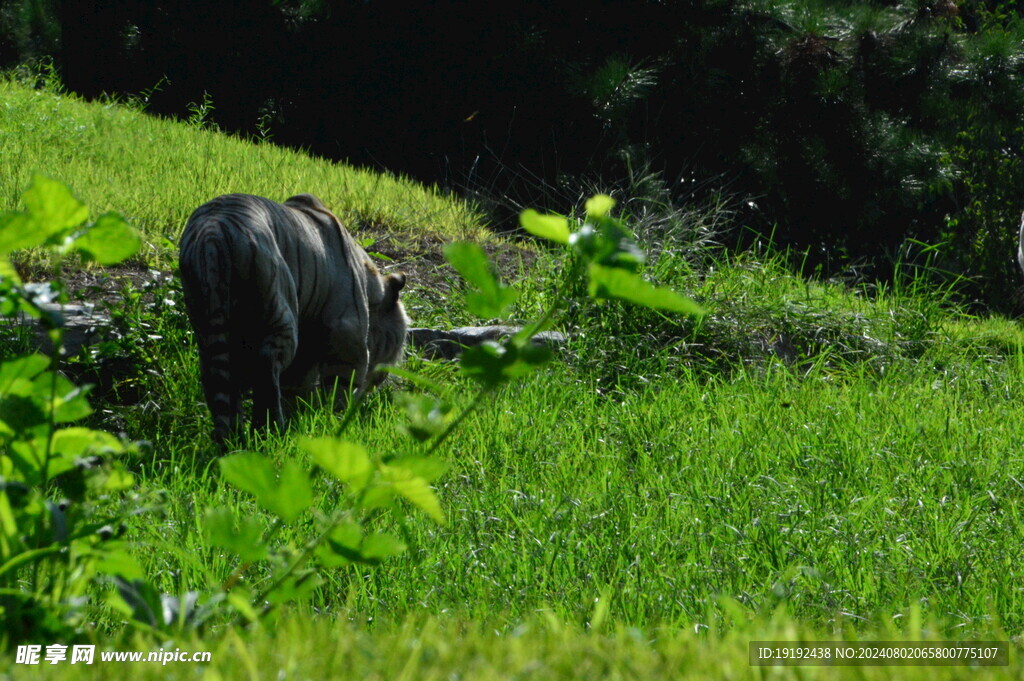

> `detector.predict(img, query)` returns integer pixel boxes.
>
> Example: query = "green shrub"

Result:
[0,175,143,645]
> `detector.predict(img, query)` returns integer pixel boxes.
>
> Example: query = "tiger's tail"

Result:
[179,219,241,447]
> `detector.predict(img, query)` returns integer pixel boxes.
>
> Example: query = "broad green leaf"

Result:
[219,452,277,500]
[444,241,495,290]
[94,546,145,581]
[9,430,112,477]
[204,508,269,562]
[381,465,444,524]
[0,212,41,255]
[10,437,76,481]
[8,428,126,487]
[587,264,704,315]
[276,460,313,523]
[50,427,124,457]
[458,341,509,388]
[32,372,93,423]
[359,532,407,563]
[317,521,363,567]
[0,256,20,285]
[0,374,37,399]
[22,175,89,242]
[89,465,136,492]
[329,522,363,548]
[0,355,50,394]
[601,236,646,270]
[444,241,517,318]
[358,483,396,511]
[0,396,47,439]
[299,437,372,491]
[72,212,140,264]
[516,340,554,369]
[465,288,517,320]
[56,466,88,503]
[386,455,450,483]
[459,339,551,388]
[520,209,571,244]
[568,221,615,267]
[0,492,20,545]
[585,194,616,218]
[43,428,127,484]
[219,452,312,523]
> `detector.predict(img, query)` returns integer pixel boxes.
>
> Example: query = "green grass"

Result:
[0,77,486,271]
[10,612,1022,680]
[115,294,1024,634]
[4,77,1024,678]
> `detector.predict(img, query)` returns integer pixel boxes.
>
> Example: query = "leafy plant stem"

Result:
[426,256,581,458]
[250,512,347,621]
[424,384,494,457]
[221,518,284,593]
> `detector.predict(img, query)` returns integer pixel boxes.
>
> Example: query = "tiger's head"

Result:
[367,268,410,386]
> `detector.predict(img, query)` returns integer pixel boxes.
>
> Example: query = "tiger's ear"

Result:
[385,273,406,307]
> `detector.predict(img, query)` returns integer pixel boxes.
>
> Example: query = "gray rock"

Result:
[407,325,568,360]
[9,301,107,357]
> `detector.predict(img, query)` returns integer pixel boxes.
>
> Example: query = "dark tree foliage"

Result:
[6,1,1024,309]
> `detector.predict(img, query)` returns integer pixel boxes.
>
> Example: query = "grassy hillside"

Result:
[0,76,486,272]
[3,77,1024,678]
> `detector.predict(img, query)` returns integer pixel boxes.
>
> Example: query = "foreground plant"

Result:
[0,175,143,646]
[439,193,702,406]
[1,180,703,643]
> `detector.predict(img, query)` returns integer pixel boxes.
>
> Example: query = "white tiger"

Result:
[178,193,409,446]
[1018,210,1024,278]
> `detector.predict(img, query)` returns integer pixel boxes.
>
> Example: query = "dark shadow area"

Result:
[3,0,1023,309]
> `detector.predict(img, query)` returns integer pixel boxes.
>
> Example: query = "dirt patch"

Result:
[17,233,537,312]
[67,267,172,303]
[13,260,172,307]
[20,235,540,329]
[359,233,539,312]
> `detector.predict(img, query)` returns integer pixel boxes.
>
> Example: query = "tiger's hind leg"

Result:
[252,351,286,436]
[280,353,321,419]
[197,344,242,449]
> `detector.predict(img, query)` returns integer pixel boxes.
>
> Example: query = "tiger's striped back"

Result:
[178,193,408,447]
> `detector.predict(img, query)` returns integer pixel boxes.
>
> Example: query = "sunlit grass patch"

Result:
[17,610,1022,680]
